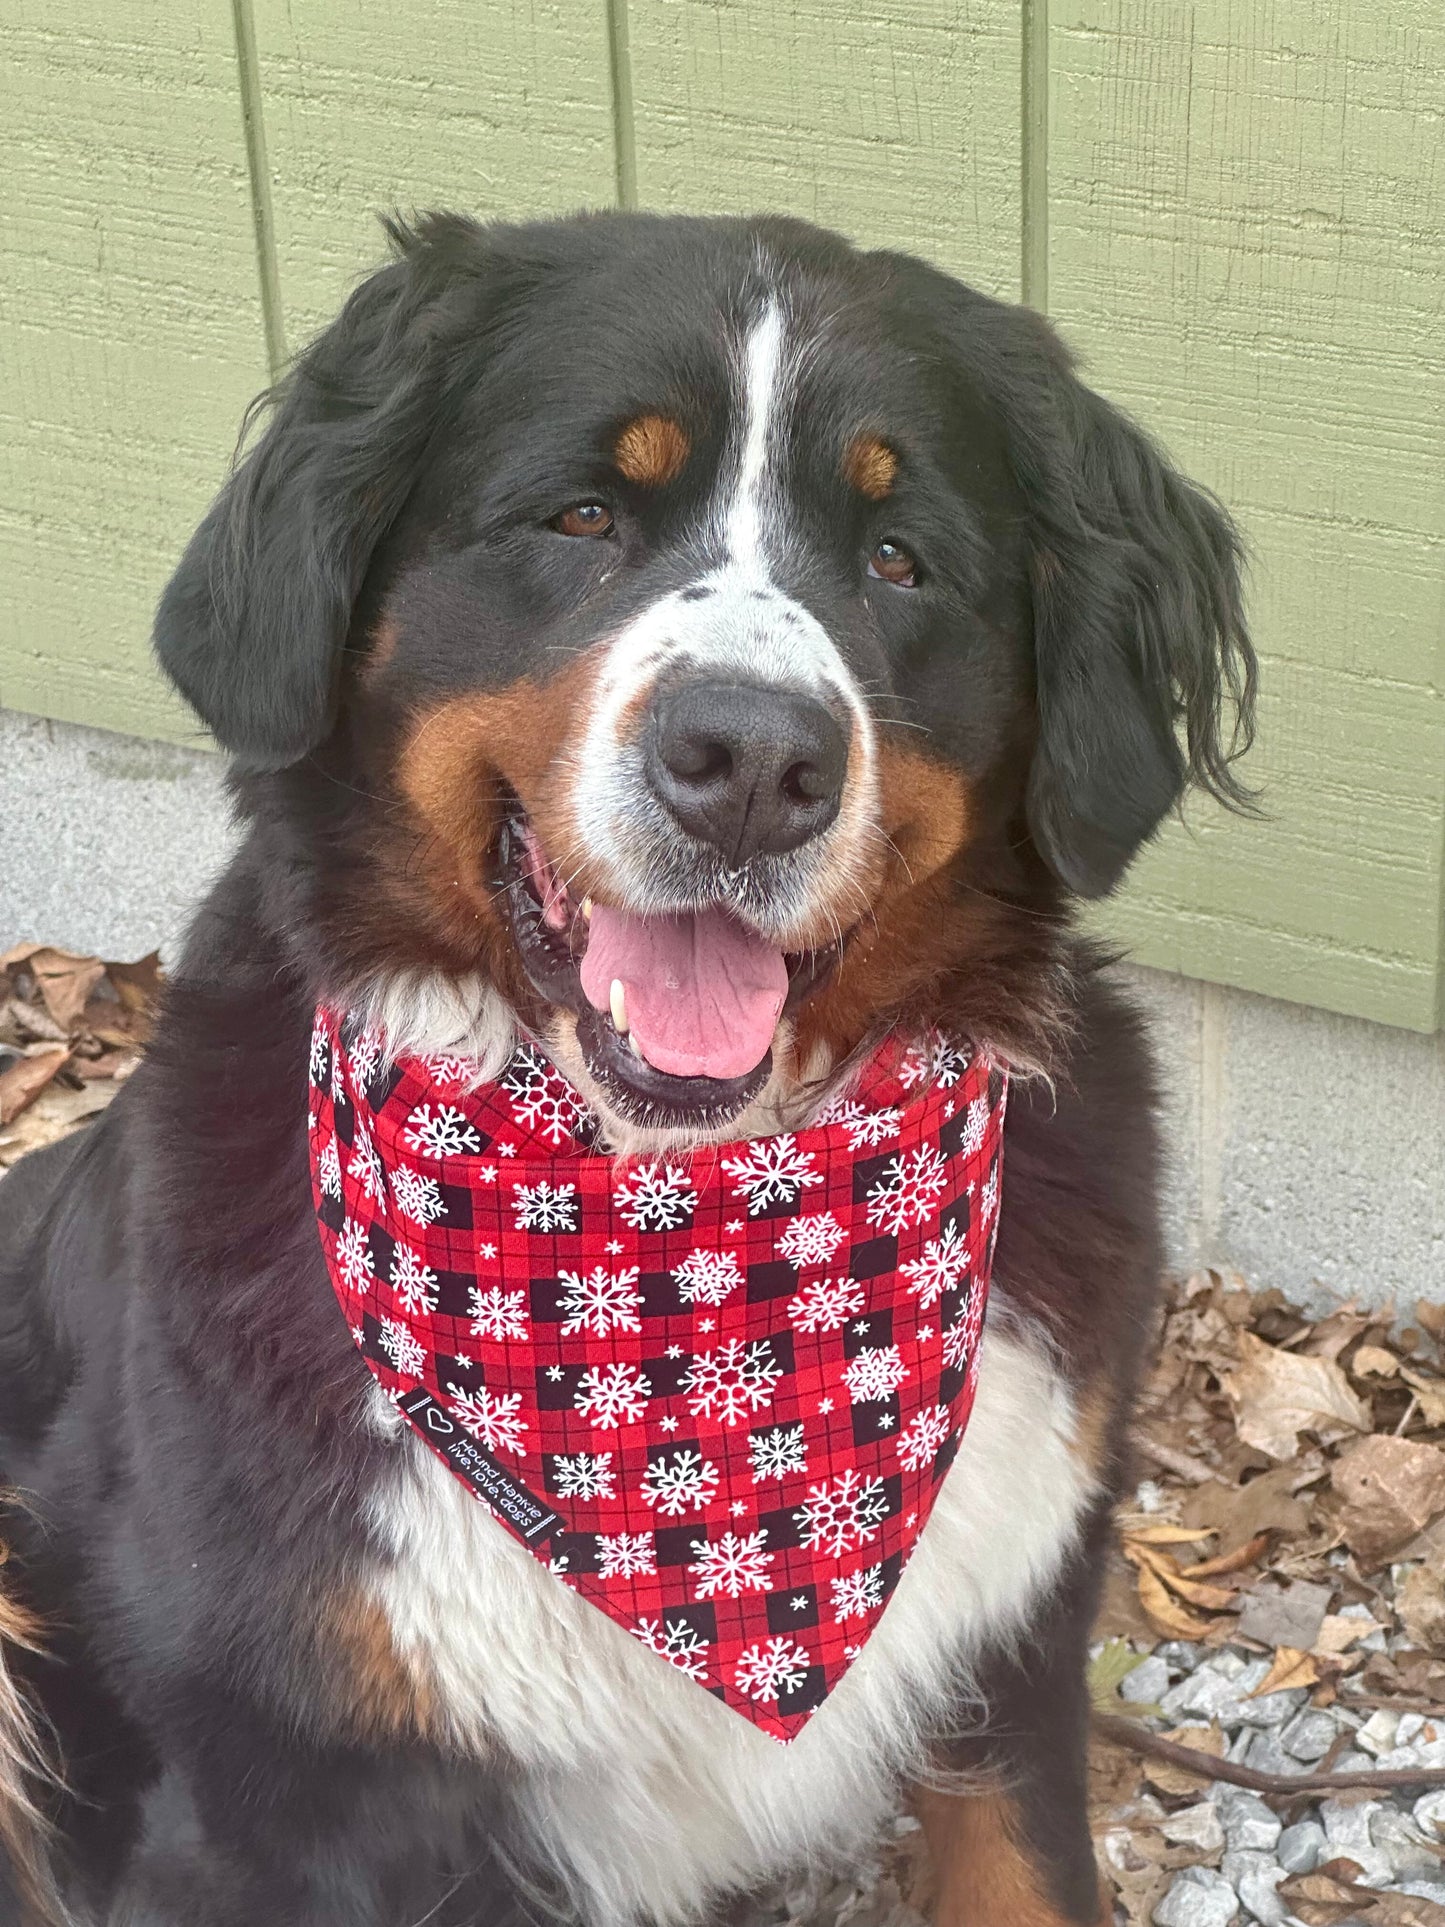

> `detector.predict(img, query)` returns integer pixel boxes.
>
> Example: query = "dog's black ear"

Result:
[1020,344,1258,898]
[154,213,492,770]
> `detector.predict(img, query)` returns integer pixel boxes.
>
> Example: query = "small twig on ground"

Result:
[1093,1714,1445,1798]
[1130,1432,1220,1487]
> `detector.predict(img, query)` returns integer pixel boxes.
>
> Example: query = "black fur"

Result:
[3,210,1256,1925]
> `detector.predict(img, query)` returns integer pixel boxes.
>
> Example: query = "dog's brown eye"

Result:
[868,539,918,587]
[554,502,615,538]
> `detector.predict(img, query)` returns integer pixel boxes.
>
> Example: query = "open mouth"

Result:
[494,804,845,1127]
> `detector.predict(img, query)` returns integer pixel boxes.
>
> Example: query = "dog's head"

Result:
[156,212,1254,1136]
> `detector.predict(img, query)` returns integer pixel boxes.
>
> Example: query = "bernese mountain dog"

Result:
[0,210,1255,1927]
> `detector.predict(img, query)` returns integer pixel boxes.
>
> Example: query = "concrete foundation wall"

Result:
[4,708,1441,1311]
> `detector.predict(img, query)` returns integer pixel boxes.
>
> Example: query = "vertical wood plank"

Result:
[250,0,620,352]
[1050,0,1445,1029]
[625,0,1024,299]
[0,5,272,741]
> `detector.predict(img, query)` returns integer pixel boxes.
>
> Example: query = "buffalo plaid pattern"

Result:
[309,1007,1006,1742]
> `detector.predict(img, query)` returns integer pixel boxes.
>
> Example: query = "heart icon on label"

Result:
[424,1407,454,1435]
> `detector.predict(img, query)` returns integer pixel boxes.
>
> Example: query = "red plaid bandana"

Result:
[309,1009,1006,1742]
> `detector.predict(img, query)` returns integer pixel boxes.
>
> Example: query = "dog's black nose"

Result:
[646,681,849,866]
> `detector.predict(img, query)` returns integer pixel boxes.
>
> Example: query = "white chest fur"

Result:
[363,1314,1097,1927]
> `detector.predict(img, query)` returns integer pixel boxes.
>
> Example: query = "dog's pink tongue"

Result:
[579,905,788,1081]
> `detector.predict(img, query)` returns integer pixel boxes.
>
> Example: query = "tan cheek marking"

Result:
[875,741,971,882]
[614,414,690,488]
[844,433,899,501]
[913,1784,1107,1927]
[318,1588,440,1743]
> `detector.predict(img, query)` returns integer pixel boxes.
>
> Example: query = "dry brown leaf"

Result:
[1179,1462,1311,1555]
[1225,1332,1371,1459]
[0,1046,70,1125]
[1180,1531,1272,1580]
[1400,1365,1445,1428]
[1332,1435,1445,1568]
[1303,1304,1376,1362]
[1140,1724,1227,1797]
[25,947,108,1033]
[1119,1523,1213,1547]
[1368,1896,1445,1927]
[1134,1563,1216,1639]
[1248,1645,1320,1696]
[1122,1541,1239,1611]
[1352,1344,1401,1378]
[1313,1612,1385,1657]
[1280,1869,1379,1927]
[1397,1563,1445,1656]
[1418,1301,1445,1349]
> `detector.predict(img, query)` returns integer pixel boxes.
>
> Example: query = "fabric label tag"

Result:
[397,1387,562,1540]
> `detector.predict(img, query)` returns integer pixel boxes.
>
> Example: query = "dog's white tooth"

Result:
[582,898,593,922]
[610,979,629,1035]
[629,1034,646,1063]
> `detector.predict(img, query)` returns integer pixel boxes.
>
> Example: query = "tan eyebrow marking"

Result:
[614,414,690,488]
[843,433,899,501]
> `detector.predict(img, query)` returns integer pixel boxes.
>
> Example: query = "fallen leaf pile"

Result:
[0,944,160,1169]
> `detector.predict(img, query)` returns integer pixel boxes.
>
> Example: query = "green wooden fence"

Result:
[3,1,1442,1030]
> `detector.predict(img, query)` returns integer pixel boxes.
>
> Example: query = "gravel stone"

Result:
[1242,1729,1311,1778]
[1220,1851,1288,1926]
[1156,1642,1203,1671]
[1121,1656,1173,1704]
[1369,1806,1442,1880]
[1276,1821,1326,1874]
[1161,1803,1227,1853]
[1280,1709,1342,1762]
[1357,1710,1401,1756]
[1219,1793,1282,1854]
[1319,1797,1392,1886]
[1397,1883,1445,1906]
[1153,1867,1240,1927]
[1414,1789,1445,1840]
[1236,1579,1332,1653]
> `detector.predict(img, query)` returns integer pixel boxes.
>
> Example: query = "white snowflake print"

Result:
[689,1529,775,1599]
[317,1137,342,1200]
[843,1344,910,1404]
[596,1531,656,1579]
[898,1403,953,1472]
[404,1103,482,1160]
[309,1014,330,1087]
[500,1044,592,1148]
[828,1102,904,1151]
[574,1360,652,1429]
[390,1243,439,1316]
[733,1635,811,1704]
[512,1178,579,1235]
[794,1469,889,1558]
[335,1218,374,1292]
[777,1211,846,1269]
[346,1127,386,1202]
[467,1283,529,1343]
[418,1050,481,1087]
[900,1220,969,1309]
[830,1564,885,1622]
[445,1382,528,1457]
[345,1026,387,1090]
[748,1423,808,1484]
[378,1315,425,1379]
[633,1615,709,1682]
[672,1247,744,1307]
[898,1033,970,1090]
[613,1161,698,1233]
[787,1275,867,1335]
[958,1096,992,1160]
[981,1163,1001,1235]
[683,1338,783,1427]
[722,1134,824,1215]
[944,1281,987,1375]
[558,1265,642,1338]
[550,1450,616,1501]
[389,1162,446,1226]
[865,1144,949,1236]
[640,1448,721,1516]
